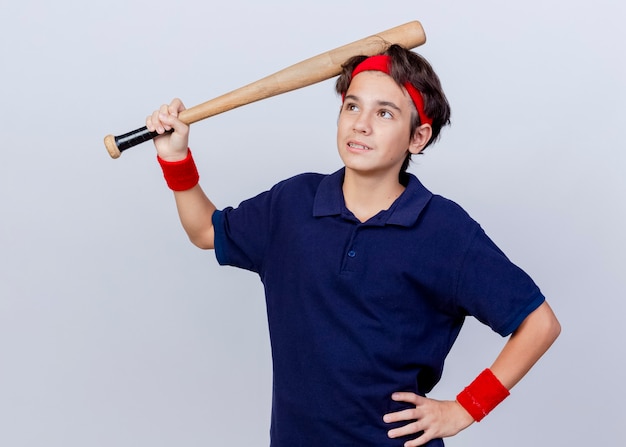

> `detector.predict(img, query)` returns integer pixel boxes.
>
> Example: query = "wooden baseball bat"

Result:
[104,21,426,159]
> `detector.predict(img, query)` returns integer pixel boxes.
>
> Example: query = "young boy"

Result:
[146,44,560,447]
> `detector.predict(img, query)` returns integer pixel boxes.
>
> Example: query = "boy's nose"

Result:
[353,114,372,134]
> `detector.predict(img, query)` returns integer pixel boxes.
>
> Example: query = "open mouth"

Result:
[348,142,372,151]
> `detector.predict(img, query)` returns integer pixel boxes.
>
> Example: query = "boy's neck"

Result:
[342,168,406,223]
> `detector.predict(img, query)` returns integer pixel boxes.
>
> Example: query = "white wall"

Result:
[0,1,624,445]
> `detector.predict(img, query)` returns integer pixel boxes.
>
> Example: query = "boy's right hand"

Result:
[146,98,190,162]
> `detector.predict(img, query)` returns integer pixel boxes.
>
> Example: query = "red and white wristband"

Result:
[456,368,510,422]
[157,149,199,191]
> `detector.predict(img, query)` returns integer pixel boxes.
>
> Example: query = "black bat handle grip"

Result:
[104,126,173,159]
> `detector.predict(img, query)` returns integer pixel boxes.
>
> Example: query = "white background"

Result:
[1,0,624,445]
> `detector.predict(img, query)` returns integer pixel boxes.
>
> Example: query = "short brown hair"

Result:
[335,45,451,174]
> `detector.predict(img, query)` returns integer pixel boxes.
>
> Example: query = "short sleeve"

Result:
[455,226,545,336]
[212,189,274,274]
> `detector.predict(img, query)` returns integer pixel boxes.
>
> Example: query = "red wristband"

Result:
[157,149,199,191]
[456,368,510,422]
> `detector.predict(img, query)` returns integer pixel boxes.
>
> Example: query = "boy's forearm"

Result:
[452,301,560,425]
[489,301,561,390]
[173,184,217,249]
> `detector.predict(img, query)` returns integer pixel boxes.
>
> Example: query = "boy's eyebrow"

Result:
[344,94,403,113]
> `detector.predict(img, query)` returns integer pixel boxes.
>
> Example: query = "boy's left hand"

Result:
[383,392,474,446]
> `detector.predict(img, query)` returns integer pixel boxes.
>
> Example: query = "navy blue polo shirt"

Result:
[212,168,545,447]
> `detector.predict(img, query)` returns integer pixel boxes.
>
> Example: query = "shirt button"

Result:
[347,250,356,258]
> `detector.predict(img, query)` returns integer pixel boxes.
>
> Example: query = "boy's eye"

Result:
[345,103,359,112]
[379,110,393,119]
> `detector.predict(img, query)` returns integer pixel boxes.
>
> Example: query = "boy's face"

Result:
[337,71,420,180]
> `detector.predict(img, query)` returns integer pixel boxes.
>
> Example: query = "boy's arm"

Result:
[147,98,216,250]
[489,300,561,390]
[384,300,561,446]
[172,185,216,249]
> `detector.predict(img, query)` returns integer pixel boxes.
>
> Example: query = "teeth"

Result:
[349,143,370,150]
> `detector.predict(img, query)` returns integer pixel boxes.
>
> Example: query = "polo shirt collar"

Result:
[312,168,433,227]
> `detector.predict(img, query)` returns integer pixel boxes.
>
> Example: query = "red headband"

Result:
[344,54,433,126]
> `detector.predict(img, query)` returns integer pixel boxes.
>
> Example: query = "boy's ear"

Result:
[408,124,432,155]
